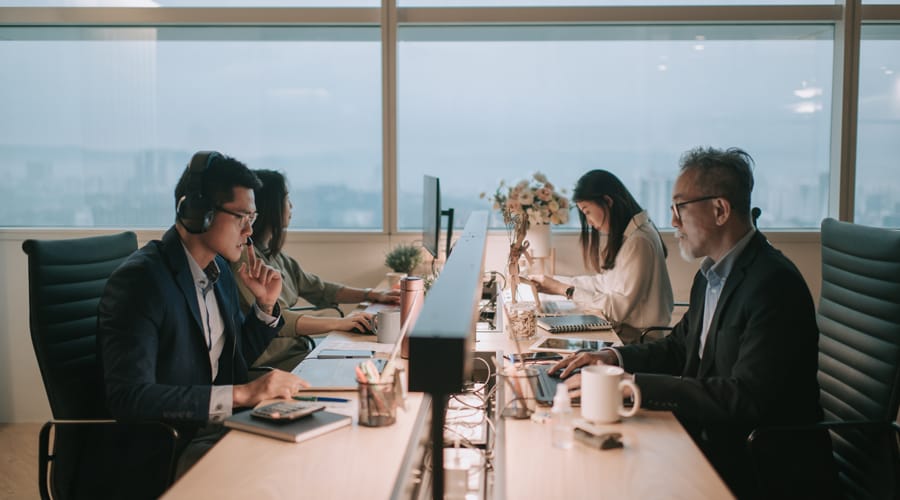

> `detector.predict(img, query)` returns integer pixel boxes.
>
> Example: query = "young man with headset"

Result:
[98,151,308,480]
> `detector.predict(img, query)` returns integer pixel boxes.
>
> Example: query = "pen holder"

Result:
[504,302,537,341]
[499,367,538,419]
[358,379,398,427]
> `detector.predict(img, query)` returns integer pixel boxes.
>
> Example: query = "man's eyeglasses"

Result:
[670,195,721,222]
[216,206,258,228]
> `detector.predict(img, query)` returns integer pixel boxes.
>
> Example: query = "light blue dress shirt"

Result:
[697,228,756,358]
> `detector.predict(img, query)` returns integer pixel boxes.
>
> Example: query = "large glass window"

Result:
[0,27,381,229]
[397,25,834,230]
[856,24,900,227]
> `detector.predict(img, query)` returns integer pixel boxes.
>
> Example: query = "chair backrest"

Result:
[22,232,138,419]
[817,218,900,498]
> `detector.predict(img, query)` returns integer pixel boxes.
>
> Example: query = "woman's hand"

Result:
[372,289,401,304]
[527,274,568,296]
[338,311,375,333]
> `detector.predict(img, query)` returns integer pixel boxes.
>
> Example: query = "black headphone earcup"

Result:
[177,194,215,234]
[176,151,222,234]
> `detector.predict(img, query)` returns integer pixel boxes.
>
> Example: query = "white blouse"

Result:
[557,211,674,330]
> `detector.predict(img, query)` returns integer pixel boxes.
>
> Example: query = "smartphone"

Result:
[505,351,563,363]
[573,427,623,450]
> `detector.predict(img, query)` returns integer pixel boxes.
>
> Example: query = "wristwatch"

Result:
[565,286,575,300]
[363,288,374,302]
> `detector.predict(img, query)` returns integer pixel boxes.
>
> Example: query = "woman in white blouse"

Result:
[531,170,674,343]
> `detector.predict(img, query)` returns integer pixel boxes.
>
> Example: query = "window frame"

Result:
[1,1,899,232]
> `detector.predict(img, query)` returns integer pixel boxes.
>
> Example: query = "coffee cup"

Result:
[375,310,402,344]
[580,365,641,424]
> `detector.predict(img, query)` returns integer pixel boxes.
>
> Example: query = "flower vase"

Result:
[525,223,552,258]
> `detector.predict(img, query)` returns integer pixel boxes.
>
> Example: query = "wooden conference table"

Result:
[163,325,733,499]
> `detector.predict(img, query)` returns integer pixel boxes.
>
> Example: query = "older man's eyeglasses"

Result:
[670,195,721,222]
[216,206,258,227]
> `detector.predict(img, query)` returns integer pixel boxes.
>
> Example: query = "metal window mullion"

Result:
[829,0,861,223]
[382,0,398,235]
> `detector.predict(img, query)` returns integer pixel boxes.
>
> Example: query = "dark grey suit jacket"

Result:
[618,231,827,497]
[98,226,281,434]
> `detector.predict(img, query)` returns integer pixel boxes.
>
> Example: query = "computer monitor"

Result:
[422,175,454,259]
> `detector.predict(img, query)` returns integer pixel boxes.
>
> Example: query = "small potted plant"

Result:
[385,243,423,275]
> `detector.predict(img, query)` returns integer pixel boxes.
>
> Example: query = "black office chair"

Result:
[23,232,180,500]
[748,218,900,500]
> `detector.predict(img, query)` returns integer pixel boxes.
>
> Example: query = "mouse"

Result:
[351,324,375,335]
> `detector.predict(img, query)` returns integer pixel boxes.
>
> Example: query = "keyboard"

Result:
[526,364,582,406]
[527,364,561,406]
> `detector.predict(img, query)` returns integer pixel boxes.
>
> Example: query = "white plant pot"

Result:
[525,223,552,258]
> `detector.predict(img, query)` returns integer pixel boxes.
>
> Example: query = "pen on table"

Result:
[293,395,351,403]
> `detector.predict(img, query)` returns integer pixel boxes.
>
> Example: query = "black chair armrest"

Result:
[287,304,344,318]
[40,419,180,500]
[638,302,689,344]
[639,326,673,343]
[748,419,900,446]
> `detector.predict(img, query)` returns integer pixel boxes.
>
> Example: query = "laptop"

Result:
[292,357,387,391]
[291,294,418,390]
[502,283,578,316]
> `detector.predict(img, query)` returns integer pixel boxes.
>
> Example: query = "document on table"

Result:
[320,339,394,354]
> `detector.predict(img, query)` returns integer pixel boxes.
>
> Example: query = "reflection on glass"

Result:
[0,27,381,229]
[856,24,900,228]
[397,25,834,230]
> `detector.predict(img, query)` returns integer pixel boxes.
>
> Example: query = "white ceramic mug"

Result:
[580,365,641,424]
[375,310,402,344]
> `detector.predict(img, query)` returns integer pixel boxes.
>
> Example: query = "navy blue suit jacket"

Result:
[98,227,280,433]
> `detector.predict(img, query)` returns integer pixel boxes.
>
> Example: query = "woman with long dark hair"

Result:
[232,169,399,370]
[531,169,673,343]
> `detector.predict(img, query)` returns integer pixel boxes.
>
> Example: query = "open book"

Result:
[225,408,351,443]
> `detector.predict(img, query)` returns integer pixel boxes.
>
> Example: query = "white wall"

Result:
[0,228,821,423]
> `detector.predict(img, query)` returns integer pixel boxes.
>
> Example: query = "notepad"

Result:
[537,314,612,333]
[225,408,351,443]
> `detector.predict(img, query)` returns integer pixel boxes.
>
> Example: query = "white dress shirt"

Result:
[556,211,674,330]
[183,246,279,422]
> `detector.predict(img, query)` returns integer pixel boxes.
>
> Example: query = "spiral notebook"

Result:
[225,408,351,443]
[537,314,612,333]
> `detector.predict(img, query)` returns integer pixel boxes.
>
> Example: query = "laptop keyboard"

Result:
[528,364,561,406]
[527,364,580,406]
